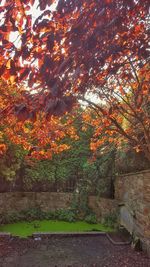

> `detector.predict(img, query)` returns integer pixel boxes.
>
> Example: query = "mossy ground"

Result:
[0,220,113,237]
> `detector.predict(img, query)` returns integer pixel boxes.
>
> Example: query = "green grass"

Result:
[0,220,113,238]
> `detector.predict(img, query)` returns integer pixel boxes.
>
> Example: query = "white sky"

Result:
[8,0,58,47]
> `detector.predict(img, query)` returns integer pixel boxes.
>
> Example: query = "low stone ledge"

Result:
[0,232,11,239]
[32,231,106,239]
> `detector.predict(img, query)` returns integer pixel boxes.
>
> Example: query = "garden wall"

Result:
[88,196,118,222]
[0,170,149,255]
[115,169,150,255]
[0,192,117,222]
[0,192,73,214]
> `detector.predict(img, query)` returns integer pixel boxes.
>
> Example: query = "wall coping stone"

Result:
[117,169,150,178]
[33,232,106,238]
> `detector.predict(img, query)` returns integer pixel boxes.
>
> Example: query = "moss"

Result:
[0,220,113,238]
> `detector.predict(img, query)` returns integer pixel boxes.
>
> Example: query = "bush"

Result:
[19,208,46,221]
[0,212,24,224]
[0,208,98,225]
[44,210,55,220]
[84,213,97,224]
[55,209,76,222]
[0,208,77,225]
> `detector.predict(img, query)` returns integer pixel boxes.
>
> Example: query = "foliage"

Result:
[82,161,99,183]
[71,179,98,221]
[55,209,76,222]
[20,208,47,221]
[0,207,81,224]
[82,63,150,161]
[0,142,26,181]
[0,0,149,108]
[71,184,90,219]
[84,213,97,224]
[0,0,149,161]
[0,79,78,160]
[0,211,22,225]
[24,160,56,184]
[0,103,117,196]
[81,148,116,196]
[0,208,45,224]
[115,146,150,174]
[103,212,118,228]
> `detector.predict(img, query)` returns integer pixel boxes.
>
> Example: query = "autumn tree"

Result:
[0,79,79,158]
[81,63,150,161]
[0,0,149,159]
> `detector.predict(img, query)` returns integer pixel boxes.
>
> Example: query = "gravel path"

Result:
[0,236,149,267]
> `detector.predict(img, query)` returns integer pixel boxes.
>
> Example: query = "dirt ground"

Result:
[0,235,149,267]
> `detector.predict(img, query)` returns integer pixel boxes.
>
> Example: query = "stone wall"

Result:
[0,192,117,222]
[88,196,118,222]
[115,169,150,255]
[0,170,149,254]
[0,192,72,214]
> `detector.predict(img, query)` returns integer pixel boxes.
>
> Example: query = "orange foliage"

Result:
[82,64,150,160]
[0,0,149,161]
[0,80,78,159]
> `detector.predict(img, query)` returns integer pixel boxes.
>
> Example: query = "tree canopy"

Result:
[0,0,149,112]
[0,0,150,160]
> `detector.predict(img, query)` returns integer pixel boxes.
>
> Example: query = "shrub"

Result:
[55,209,76,222]
[19,207,47,221]
[0,208,78,225]
[0,212,24,224]
[0,208,98,225]
[44,210,55,220]
[84,213,97,224]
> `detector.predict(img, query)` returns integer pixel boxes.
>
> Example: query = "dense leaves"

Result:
[0,0,149,160]
[0,1,149,111]
[0,79,79,159]
[0,111,117,197]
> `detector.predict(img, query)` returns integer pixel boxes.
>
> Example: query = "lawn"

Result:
[0,220,113,237]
